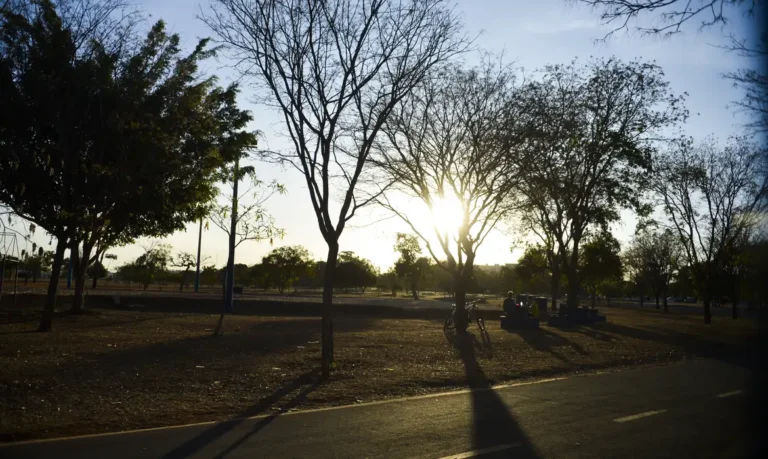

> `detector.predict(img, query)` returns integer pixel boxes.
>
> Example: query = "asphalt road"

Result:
[1,359,758,459]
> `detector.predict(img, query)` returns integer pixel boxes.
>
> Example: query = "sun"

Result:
[430,192,464,235]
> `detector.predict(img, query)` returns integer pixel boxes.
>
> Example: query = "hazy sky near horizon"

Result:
[13,0,762,271]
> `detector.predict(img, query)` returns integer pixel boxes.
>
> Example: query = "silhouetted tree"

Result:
[580,232,623,308]
[514,245,551,296]
[393,234,431,300]
[373,60,531,333]
[261,246,314,294]
[335,252,377,293]
[205,0,467,377]
[652,136,767,323]
[573,0,766,133]
[0,3,253,329]
[511,58,686,311]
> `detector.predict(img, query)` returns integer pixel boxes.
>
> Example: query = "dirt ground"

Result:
[0,304,758,442]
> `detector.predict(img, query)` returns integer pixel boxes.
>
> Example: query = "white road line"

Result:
[613,409,667,423]
[716,390,744,398]
[436,443,522,459]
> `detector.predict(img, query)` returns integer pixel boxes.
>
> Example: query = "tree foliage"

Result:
[335,251,377,292]
[511,57,686,308]
[0,1,254,329]
[261,246,314,294]
[652,136,767,322]
[580,231,623,307]
[393,233,431,300]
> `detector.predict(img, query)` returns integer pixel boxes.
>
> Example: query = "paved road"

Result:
[1,359,758,458]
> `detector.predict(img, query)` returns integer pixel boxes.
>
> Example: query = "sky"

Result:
[12,0,762,272]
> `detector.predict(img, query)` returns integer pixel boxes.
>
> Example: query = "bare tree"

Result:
[204,0,466,376]
[371,61,526,333]
[652,136,767,323]
[511,58,687,311]
[572,0,767,133]
[209,167,284,336]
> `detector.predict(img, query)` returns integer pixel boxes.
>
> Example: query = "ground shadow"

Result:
[575,322,752,368]
[454,332,541,458]
[517,328,588,363]
[161,369,322,459]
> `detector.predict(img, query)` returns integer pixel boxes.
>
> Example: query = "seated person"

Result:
[502,291,516,315]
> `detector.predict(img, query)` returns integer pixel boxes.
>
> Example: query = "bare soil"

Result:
[0,304,757,442]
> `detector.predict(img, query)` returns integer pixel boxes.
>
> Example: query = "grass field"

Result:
[0,304,758,442]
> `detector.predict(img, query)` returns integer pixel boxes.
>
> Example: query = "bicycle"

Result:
[444,300,491,352]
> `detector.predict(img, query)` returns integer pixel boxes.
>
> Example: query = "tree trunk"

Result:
[640,293,644,308]
[92,277,98,289]
[655,292,660,310]
[732,293,739,320]
[663,286,668,313]
[453,270,471,333]
[550,264,560,312]
[71,242,92,313]
[39,236,67,332]
[590,290,596,309]
[410,275,418,300]
[223,158,239,315]
[321,242,339,379]
[566,268,580,310]
[703,296,712,324]
[195,218,203,293]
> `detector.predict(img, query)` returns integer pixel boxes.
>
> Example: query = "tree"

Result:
[393,234,431,300]
[118,243,171,290]
[86,261,107,289]
[210,170,283,335]
[261,246,314,294]
[625,227,682,312]
[377,270,402,297]
[372,60,530,333]
[1,3,250,330]
[511,58,686,311]
[205,0,466,377]
[335,252,377,293]
[172,252,211,292]
[573,0,766,134]
[199,265,220,287]
[514,245,552,296]
[580,232,623,308]
[652,136,767,323]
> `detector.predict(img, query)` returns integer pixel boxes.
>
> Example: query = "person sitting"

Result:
[503,291,516,315]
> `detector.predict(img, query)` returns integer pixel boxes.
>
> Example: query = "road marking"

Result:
[613,409,667,423]
[716,390,744,398]
[436,443,522,459]
[0,377,567,447]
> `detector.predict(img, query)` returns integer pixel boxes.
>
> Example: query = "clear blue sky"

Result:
[19,0,760,271]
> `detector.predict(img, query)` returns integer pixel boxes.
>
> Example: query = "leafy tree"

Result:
[199,265,220,287]
[377,270,403,297]
[86,261,107,289]
[335,252,377,293]
[261,246,314,294]
[205,0,467,377]
[118,243,171,290]
[393,234,432,300]
[652,136,767,322]
[373,60,532,333]
[580,232,623,308]
[172,252,211,292]
[514,245,551,296]
[625,228,681,312]
[0,3,252,330]
[511,58,686,311]
[498,264,520,294]
[21,246,50,284]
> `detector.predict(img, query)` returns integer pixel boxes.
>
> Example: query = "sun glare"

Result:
[430,193,464,235]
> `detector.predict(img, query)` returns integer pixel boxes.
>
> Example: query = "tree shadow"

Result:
[517,328,588,363]
[454,333,541,458]
[576,322,752,368]
[161,369,322,459]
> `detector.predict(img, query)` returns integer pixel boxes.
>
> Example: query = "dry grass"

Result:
[0,305,757,442]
